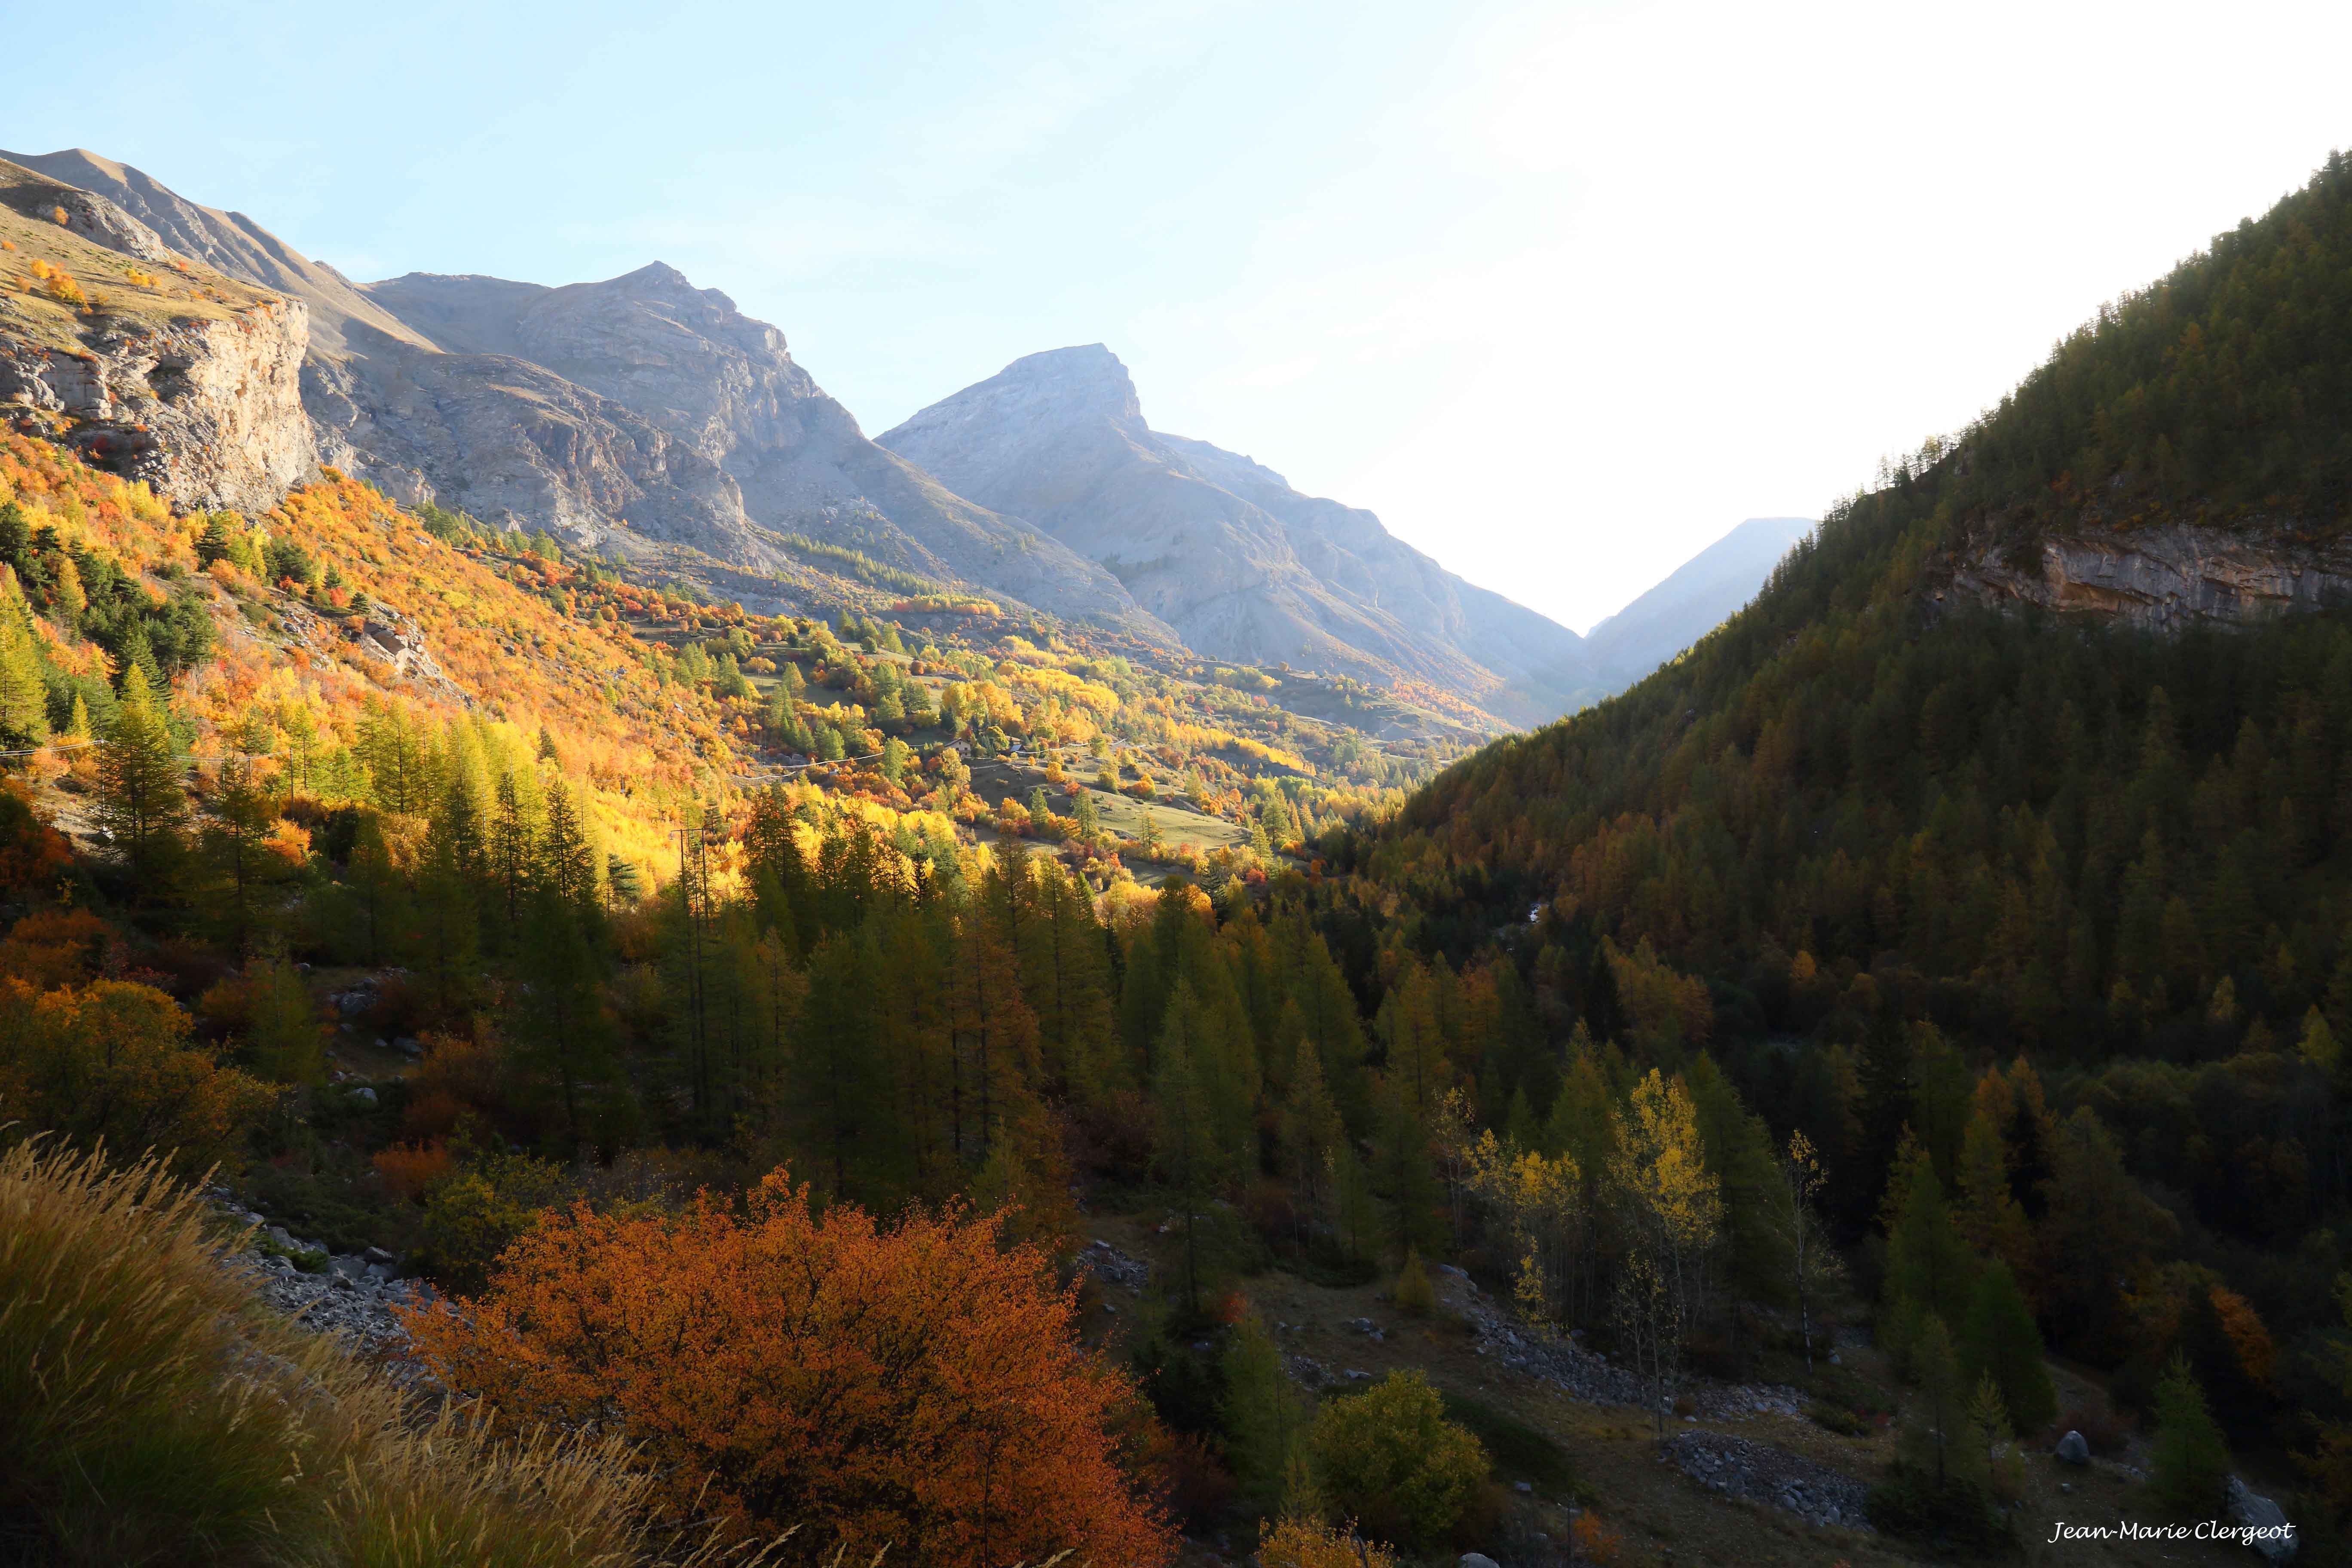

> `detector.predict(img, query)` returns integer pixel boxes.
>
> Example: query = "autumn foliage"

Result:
[404,1171,1174,1567]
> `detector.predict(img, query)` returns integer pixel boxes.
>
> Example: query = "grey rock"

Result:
[346,1086,377,1106]
[1664,1431,1872,1532]
[1461,1556,1502,1568]
[2228,1475,2297,1564]
[0,158,316,513]
[363,1246,398,1266]
[2055,1430,2090,1465]
[329,1255,369,1283]
[882,346,1598,726]
[1952,522,2352,633]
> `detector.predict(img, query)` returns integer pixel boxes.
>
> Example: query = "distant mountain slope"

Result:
[881,345,1598,726]
[1583,517,1813,690]
[0,148,1163,638]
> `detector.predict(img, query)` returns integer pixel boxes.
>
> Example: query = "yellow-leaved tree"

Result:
[1608,1069,1723,1437]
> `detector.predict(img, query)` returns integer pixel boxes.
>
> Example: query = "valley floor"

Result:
[1076,1209,2272,1568]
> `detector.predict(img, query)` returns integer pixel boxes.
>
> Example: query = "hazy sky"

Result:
[5,0,2348,631]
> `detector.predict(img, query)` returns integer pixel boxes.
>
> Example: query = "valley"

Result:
[0,120,2343,1568]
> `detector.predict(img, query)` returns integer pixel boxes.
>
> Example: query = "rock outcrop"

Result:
[1947,522,2352,630]
[0,157,316,513]
[881,344,1598,724]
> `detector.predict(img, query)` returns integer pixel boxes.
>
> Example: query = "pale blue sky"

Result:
[6,0,2351,630]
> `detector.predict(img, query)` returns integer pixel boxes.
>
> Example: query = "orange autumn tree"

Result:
[404,1170,1173,1568]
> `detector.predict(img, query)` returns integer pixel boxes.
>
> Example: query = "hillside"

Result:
[1348,150,2352,1539]
[0,147,1163,640]
[881,345,1602,727]
[1582,515,1812,690]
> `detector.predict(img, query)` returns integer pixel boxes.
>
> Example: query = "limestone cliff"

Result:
[0,158,315,514]
[1944,520,2352,630]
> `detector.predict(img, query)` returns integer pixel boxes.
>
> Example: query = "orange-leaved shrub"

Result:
[404,1169,1175,1568]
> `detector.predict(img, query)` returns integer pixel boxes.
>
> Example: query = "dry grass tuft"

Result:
[0,1132,787,1567]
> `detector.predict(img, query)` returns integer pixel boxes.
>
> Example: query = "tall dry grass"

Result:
[0,1133,783,1567]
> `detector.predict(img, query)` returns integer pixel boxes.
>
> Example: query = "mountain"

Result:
[880,345,1599,726]
[1351,153,2352,1466]
[0,156,314,513]
[0,147,1162,637]
[1581,516,1812,690]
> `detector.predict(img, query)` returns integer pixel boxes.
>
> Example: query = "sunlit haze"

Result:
[6,0,2348,630]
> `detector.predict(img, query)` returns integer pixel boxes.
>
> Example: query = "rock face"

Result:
[1949,523,2352,630]
[1584,516,1813,690]
[881,345,1598,724]
[0,157,316,513]
[1,148,1160,635]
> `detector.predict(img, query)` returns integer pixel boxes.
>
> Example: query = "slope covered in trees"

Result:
[1347,151,2352,1534]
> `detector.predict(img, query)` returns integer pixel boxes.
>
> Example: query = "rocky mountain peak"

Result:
[959,343,1146,428]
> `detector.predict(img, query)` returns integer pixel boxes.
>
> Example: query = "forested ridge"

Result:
[1344,151,2352,1541]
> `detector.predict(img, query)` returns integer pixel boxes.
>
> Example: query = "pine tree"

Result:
[95,664,186,889]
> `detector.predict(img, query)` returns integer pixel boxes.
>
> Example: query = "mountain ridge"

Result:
[882,343,1602,726]
[0,147,1165,641]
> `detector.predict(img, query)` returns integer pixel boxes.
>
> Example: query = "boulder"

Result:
[2227,1475,2297,1564]
[1460,1556,1501,1568]
[2055,1430,2090,1465]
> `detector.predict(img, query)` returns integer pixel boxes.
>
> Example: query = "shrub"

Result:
[0,1136,756,1567]
[416,1145,571,1293]
[372,1139,454,1204]
[405,1169,1176,1566]
[0,976,270,1174]
[1392,1249,1437,1317]
[1259,1514,1398,1568]
[1309,1370,1488,1550]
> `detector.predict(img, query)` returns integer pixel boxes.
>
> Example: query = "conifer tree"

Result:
[521,884,617,1147]
[242,949,325,1085]
[95,664,186,889]
[1899,1315,1987,1498]
[1281,1038,1342,1246]
[1220,1316,1311,1517]
[1959,1259,2057,1436]
[1154,983,1237,1315]
[206,756,276,956]
[0,573,47,747]
[2150,1352,2231,1516]
[1882,1139,1975,1365]
[1686,1052,1790,1306]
